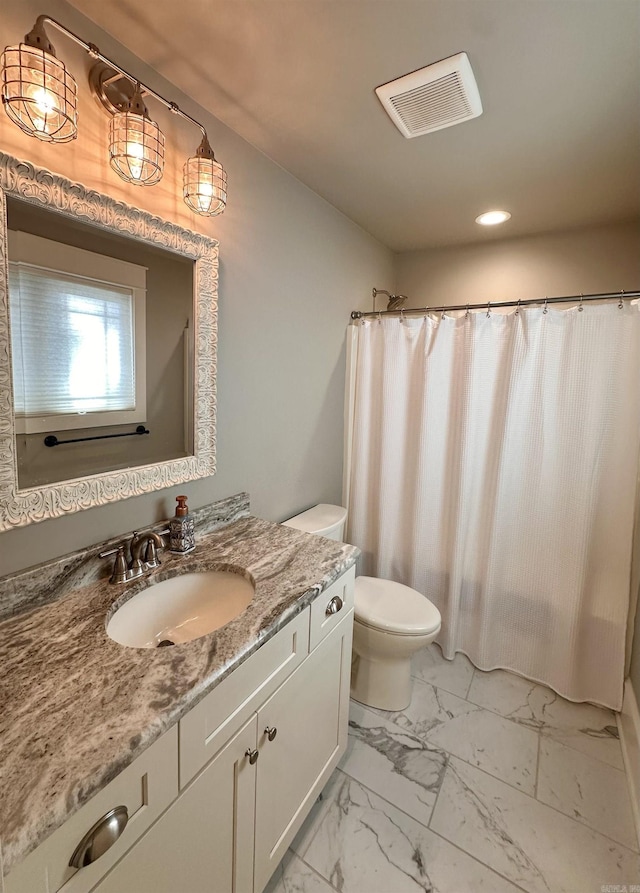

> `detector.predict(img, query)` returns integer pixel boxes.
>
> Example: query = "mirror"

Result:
[7,198,195,488]
[0,152,217,530]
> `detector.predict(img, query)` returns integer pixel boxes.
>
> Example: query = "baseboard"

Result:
[617,678,640,850]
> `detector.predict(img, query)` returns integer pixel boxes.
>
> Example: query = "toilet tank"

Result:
[281,504,347,541]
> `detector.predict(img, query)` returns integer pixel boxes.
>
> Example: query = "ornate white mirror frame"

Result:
[0,152,217,530]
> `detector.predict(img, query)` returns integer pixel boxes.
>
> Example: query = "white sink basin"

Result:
[107,570,255,649]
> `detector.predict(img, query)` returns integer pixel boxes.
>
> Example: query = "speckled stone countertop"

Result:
[0,509,358,874]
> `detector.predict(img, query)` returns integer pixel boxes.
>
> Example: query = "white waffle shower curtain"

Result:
[347,303,640,710]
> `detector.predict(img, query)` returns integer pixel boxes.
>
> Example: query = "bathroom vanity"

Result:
[0,498,357,893]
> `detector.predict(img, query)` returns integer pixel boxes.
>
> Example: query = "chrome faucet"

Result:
[100,528,169,584]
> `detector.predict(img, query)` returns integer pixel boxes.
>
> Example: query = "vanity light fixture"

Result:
[476,210,511,226]
[109,82,165,186]
[1,18,77,142]
[1,16,226,215]
[183,133,227,216]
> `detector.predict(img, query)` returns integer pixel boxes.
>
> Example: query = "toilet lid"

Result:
[354,576,441,636]
[281,504,347,536]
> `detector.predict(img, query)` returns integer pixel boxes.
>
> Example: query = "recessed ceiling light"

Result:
[475,210,511,226]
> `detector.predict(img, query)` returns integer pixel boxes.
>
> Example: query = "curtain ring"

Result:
[486,301,491,318]
[515,298,521,316]
[578,293,584,312]
[377,311,382,324]
[543,297,548,314]
[465,303,470,319]
[400,309,406,324]
[619,289,625,309]
[441,308,446,321]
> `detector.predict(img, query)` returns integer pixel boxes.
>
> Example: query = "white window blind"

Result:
[9,264,136,423]
[7,228,147,435]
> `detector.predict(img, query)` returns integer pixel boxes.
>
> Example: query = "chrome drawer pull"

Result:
[325,595,343,616]
[69,805,129,868]
[264,726,277,742]
[245,748,259,765]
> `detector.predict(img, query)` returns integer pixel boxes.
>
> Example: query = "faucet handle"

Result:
[144,539,160,568]
[99,545,129,584]
[144,529,170,568]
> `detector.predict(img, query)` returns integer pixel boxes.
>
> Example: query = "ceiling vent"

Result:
[375,52,482,139]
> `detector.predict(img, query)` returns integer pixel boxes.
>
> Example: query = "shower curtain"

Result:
[347,303,640,710]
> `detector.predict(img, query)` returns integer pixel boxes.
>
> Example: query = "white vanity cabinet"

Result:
[94,607,352,893]
[5,567,355,893]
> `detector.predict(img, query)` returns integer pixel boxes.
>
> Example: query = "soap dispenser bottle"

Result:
[169,495,195,554]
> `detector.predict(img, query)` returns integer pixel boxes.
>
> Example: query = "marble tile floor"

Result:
[265,644,640,893]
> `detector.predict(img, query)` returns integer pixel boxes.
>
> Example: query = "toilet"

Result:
[282,504,441,711]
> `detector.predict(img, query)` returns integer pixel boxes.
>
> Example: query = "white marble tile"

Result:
[537,737,638,851]
[431,756,640,893]
[340,702,447,826]
[378,676,479,737]
[428,705,538,795]
[467,667,624,769]
[303,770,523,893]
[411,642,475,698]
[376,678,539,794]
[263,851,336,893]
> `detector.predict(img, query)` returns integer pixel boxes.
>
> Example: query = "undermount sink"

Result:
[106,569,255,649]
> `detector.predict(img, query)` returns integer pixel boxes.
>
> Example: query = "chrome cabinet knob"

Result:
[69,805,129,869]
[245,748,259,765]
[325,595,344,616]
[264,726,277,741]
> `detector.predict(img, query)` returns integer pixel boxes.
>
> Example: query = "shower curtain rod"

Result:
[350,289,640,320]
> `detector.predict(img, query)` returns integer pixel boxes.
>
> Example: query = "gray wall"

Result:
[0,0,393,578]
[396,219,640,694]
[397,220,640,308]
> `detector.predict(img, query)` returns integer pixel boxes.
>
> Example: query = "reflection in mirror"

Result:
[0,152,217,530]
[6,197,194,488]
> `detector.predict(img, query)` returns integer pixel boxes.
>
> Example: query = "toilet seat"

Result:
[354,576,441,636]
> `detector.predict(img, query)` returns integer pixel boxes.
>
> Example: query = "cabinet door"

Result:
[253,610,353,893]
[93,716,258,893]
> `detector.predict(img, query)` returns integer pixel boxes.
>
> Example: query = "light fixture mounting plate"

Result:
[89,61,135,114]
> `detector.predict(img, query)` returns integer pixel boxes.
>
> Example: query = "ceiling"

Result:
[66,0,640,252]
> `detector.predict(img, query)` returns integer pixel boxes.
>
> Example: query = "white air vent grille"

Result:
[376,52,482,139]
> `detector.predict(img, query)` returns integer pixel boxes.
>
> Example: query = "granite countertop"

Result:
[0,514,358,874]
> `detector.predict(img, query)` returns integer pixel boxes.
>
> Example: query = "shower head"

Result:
[372,288,409,312]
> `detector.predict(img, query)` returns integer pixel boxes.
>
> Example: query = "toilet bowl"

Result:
[282,504,442,711]
[351,576,441,710]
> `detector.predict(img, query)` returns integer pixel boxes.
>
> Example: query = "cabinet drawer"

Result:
[309,565,355,651]
[179,607,309,787]
[5,726,178,893]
